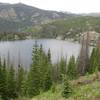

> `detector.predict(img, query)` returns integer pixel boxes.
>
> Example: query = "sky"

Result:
[0,0,100,14]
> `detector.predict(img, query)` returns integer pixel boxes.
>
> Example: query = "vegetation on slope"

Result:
[0,32,32,41]
[0,32,100,100]
[25,16,100,39]
[1,16,100,41]
[0,3,75,32]
[31,72,100,100]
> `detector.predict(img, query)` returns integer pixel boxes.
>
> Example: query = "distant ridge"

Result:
[0,2,76,32]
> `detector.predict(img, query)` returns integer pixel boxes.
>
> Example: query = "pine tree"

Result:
[1,59,7,100]
[95,37,100,71]
[59,57,67,81]
[20,70,28,96]
[47,48,52,64]
[0,58,8,100]
[16,64,25,96]
[42,49,52,91]
[67,56,77,80]
[38,44,46,90]
[61,75,73,98]
[38,46,52,91]
[27,41,40,97]
[42,69,52,91]
[7,65,17,99]
[95,48,100,71]
[89,48,97,74]
[0,57,3,98]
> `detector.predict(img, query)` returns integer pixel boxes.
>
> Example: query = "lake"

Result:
[0,39,81,68]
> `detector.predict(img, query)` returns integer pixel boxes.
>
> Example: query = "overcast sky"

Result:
[0,0,100,14]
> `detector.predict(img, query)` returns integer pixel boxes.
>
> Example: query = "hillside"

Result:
[0,3,76,32]
[25,16,100,40]
[31,73,100,100]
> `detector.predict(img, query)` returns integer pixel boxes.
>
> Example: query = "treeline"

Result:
[0,33,100,99]
[25,16,100,39]
[0,42,53,100]
[0,32,32,41]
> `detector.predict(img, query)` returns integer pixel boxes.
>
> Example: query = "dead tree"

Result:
[78,32,90,75]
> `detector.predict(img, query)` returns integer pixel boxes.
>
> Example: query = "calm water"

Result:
[0,39,81,68]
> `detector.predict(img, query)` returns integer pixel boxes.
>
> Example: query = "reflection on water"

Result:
[0,39,81,68]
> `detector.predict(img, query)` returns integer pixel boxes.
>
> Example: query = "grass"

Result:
[31,72,100,100]
[17,73,100,100]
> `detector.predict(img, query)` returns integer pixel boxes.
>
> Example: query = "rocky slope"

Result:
[0,3,76,32]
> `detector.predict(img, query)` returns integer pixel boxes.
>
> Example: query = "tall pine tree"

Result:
[42,49,52,91]
[7,65,17,99]
[61,75,73,98]
[1,59,7,100]
[27,41,40,97]
[16,64,25,96]
[0,58,8,100]
[89,48,97,74]
[59,57,67,81]
[67,56,77,80]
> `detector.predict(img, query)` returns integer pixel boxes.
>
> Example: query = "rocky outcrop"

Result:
[0,3,75,32]
[0,8,17,20]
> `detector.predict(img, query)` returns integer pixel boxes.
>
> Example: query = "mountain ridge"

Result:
[0,2,100,33]
[0,2,76,32]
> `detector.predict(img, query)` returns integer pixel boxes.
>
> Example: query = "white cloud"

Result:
[0,0,100,13]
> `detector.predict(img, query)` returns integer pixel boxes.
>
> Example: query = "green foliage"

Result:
[51,84,56,93]
[89,47,100,74]
[26,16,100,39]
[32,73,100,100]
[95,48,100,71]
[42,70,52,91]
[16,65,25,96]
[27,43,53,97]
[20,70,28,96]
[7,65,17,99]
[0,32,29,41]
[42,49,52,91]
[1,60,7,100]
[59,57,67,81]
[1,38,100,99]
[89,48,97,74]
[0,59,8,100]
[36,45,52,92]
[27,42,40,97]
[67,56,77,80]
[2,16,100,40]
[61,75,73,98]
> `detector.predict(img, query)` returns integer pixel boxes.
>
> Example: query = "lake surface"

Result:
[0,39,81,68]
